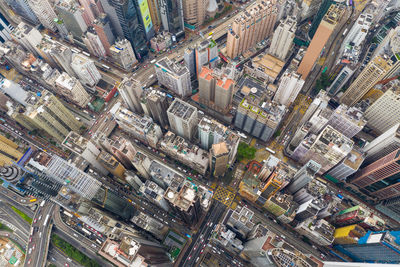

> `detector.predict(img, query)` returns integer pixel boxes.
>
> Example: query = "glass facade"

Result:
[159,0,185,40]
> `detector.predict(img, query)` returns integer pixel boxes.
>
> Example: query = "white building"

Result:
[28,0,58,31]
[155,57,192,97]
[326,149,364,181]
[364,80,400,134]
[167,99,198,141]
[274,71,304,106]
[71,54,101,87]
[83,31,107,58]
[269,16,296,60]
[118,75,143,113]
[110,39,137,70]
[11,22,42,55]
[343,13,373,49]
[55,72,91,107]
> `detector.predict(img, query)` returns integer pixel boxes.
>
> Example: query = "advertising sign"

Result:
[139,0,153,33]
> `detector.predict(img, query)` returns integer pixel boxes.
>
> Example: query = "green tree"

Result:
[237,142,256,161]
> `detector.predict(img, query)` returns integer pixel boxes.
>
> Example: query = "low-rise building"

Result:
[150,31,172,52]
[295,218,335,246]
[244,54,284,83]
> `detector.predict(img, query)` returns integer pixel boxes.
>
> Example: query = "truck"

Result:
[43,214,50,226]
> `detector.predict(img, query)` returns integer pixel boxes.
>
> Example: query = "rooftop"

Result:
[251,54,284,80]
[155,57,189,76]
[167,99,197,120]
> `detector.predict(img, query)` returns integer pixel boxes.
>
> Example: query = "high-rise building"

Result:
[93,13,115,56]
[133,0,155,41]
[327,66,355,96]
[140,180,170,211]
[295,218,335,246]
[335,230,400,263]
[198,66,234,114]
[97,151,126,179]
[193,39,219,77]
[209,142,229,177]
[0,13,13,43]
[291,125,353,174]
[106,137,137,169]
[364,80,400,135]
[77,0,95,25]
[109,39,137,70]
[28,0,59,31]
[362,123,400,165]
[274,71,304,106]
[350,148,400,201]
[226,1,277,59]
[118,75,143,113]
[342,13,373,50]
[55,0,88,40]
[286,160,320,194]
[46,155,101,199]
[297,4,344,79]
[5,0,39,24]
[158,0,185,41]
[0,134,23,167]
[299,0,321,21]
[147,0,161,31]
[82,30,107,58]
[11,22,42,56]
[308,0,335,39]
[182,0,207,27]
[167,99,198,141]
[70,53,101,87]
[326,149,364,181]
[155,57,191,97]
[269,16,296,60]
[55,72,91,108]
[340,56,394,106]
[142,89,170,128]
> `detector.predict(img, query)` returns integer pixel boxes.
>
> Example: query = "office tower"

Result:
[209,142,229,177]
[198,117,239,165]
[77,0,95,24]
[0,13,13,43]
[99,0,148,59]
[55,0,88,40]
[134,0,155,41]
[155,57,192,97]
[46,155,101,199]
[0,134,23,167]
[274,71,304,106]
[23,90,83,142]
[5,0,38,24]
[297,4,344,79]
[350,148,400,201]
[147,0,160,31]
[143,89,170,128]
[167,99,198,141]
[110,38,137,70]
[28,0,59,31]
[364,81,400,134]
[182,0,207,27]
[70,54,101,87]
[333,225,367,245]
[83,30,107,58]
[362,124,400,165]
[335,230,400,263]
[118,75,143,113]
[340,56,393,106]
[291,125,353,174]
[234,96,286,142]
[269,16,296,60]
[10,23,42,56]
[286,160,320,194]
[198,66,234,114]
[327,66,355,96]
[62,131,108,174]
[328,105,366,138]
[97,151,126,179]
[226,1,277,59]
[55,72,91,108]
[93,13,115,56]
[326,149,364,181]
[308,0,335,39]
[158,0,185,41]
[140,180,170,211]
[164,181,201,224]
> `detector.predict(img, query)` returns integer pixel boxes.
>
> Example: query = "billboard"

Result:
[139,0,153,33]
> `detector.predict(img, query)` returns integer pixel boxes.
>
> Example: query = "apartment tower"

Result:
[118,75,143,113]
[269,16,297,60]
[167,99,198,141]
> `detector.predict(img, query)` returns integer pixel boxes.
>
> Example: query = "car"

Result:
[200,249,204,254]
[196,257,200,262]
[65,264,69,267]
[33,218,37,223]
[32,244,35,250]
[27,259,31,265]
[28,248,32,254]
[29,237,32,243]
[194,245,198,250]
[188,255,192,260]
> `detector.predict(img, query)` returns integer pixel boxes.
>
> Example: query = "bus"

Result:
[71,48,82,54]
[265,147,276,154]
[82,228,91,235]
[150,59,156,64]
[63,210,73,218]
[101,64,111,71]
[82,51,90,57]
[186,177,193,181]
[43,214,50,226]
[40,200,46,207]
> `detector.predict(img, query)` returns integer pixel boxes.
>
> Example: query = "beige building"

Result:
[297,4,344,79]
[167,99,198,141]
[118,75,143,113]
[269,16,297,60]
[97,150,126,180]
[110,39,137,70]
[198,66,234,114]
[226,1,277,59]
[364,80,400,134]
[340,56,393,106]
[183,0,208,27]
[244,53,284,83]
[0,134,23,166]
[55,72,91,108]
[147,0,161,31]
[210,142,229,177]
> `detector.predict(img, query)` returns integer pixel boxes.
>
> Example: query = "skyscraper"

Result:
[308,0,335,39]
[226,1,277,59]
[269,16,296,60]
[297,4,344,79]
[198,66,234,114]
[118,75,143,113]
[55,72,91,108]
[28,0,59,31]
[274,71,304,106]
[210,142,229,177]
[133,0,155,41]
[4,0,38,24]
[340,56,393,106]
[70,54,101,87]
[10,22,42,56]
[327,66,355,96]
[167,98,198,141]
[93,13,116,56]
[286,160,320,194]
[182,0,207,27]
[55,0,88,40]
[158,0,185,41]
[83,30,107,58]
[194,39,218,77]
[0,13,13,43]
[110,38,138,70]
[143,89,170,128]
